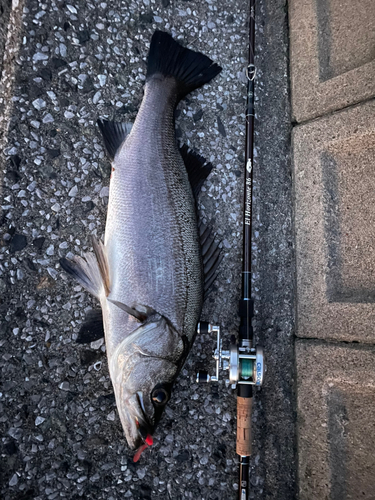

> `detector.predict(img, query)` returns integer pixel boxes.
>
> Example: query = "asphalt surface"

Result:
[0,0,295,499]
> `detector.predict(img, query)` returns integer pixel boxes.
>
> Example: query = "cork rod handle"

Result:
[236,396,252,456]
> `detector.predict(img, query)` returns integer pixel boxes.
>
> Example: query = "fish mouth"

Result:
[135,392,154,444]
[119,391,154,451]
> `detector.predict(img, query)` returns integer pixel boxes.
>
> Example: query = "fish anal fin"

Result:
[97,119,132,161]
[180,144,213,198]
[76,309,104,344]
[199,223,223,296]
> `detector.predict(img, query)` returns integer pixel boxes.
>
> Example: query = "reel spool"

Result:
[196,322,264,388]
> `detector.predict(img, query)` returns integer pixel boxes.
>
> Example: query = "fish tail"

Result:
[146,30,222,101]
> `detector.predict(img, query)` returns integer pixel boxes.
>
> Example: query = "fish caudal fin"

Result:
[146,31,222,100]
[60,238,110,300]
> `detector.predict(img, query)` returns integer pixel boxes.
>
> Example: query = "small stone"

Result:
[43,113,54,123]
[47,148,60,158]
[68,185,78,197]
[9,473,18,486]
[33,52,48,62]
[33,237,45,250]
[99,186,109,198]
[80,350,101,366]
[154,15,163,23]
[90,338,104,350]
[47,268,58,279]
[46,244,54,256]
[67,4,77,13]
[78,30,90,44]
[59,43,67,57]
[84,200,95,212]
[139,11,153,23]
[106,411,115,421]
[136,468,146,480]
[17,269,24,280]
[98,74,107,86]
[35,10,46,19]
[176,450,189,462]
[35,416,45,426]
[10,234,27,253]
[59,381,70,391]
[64,111,74,119]
[93,91,101,104]
[32,98,46,110]
[31,120,40,129]
[193,109,203,122]
[217,116,227,137]
[51,58,67,69]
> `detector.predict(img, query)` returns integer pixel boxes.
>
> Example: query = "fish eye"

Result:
[151,387,169,406]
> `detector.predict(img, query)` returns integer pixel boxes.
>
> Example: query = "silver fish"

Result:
[61,31,222,455]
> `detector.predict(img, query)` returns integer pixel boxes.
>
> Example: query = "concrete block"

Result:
[297,340,375,500]
[289,0,375,122]
[293,100,375,342]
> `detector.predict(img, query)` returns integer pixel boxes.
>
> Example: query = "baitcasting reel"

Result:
[196,322,264,388]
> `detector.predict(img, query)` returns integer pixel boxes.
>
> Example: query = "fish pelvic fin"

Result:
[146,31,222,100]
[180,144,213,199]
[76,309,104,344]
[97,119,133,160]
[60,238,110,300]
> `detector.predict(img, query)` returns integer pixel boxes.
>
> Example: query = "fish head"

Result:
[110,313,186,450]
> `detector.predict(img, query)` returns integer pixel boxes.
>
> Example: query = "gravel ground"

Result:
[0,0,295,499]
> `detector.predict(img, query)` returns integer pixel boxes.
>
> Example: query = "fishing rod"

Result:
[197,1,264,498]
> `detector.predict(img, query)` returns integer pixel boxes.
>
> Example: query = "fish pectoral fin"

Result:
[97,119,133,161]
[199,223,223,298]
[107,298,154,323]
[76,309,104,344]
[179,144,213,199]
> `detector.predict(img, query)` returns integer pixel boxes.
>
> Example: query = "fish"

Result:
[60,30,222,457]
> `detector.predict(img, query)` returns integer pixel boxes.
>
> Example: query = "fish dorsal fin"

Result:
[199,223,223,296]
[76,309,104,343]
[179,144,213,198]
[97,119,133,160]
